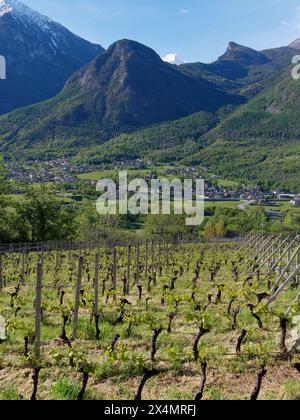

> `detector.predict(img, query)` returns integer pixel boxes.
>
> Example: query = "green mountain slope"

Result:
[78,54,300,191]
[76,111,219,164]
[183,75,300,190]
[1,37,300,191]
[0,40,242,159]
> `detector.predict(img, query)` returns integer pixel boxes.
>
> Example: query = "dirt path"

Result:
[237,200,255,211]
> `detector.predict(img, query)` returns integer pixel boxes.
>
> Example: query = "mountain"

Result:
[204,42,270,81]
[64,39,241,125]
[219,42,269,66]
[76,111,219,164]
[289,38,300,50]
[0,39,243,159]
[78,40,300,191]
[1,33,299,191]
[179,42,297,98]
[182,68,300,191]
[0,0,103,114]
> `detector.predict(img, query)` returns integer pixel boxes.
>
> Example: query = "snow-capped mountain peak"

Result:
[0,0,54,28]
[0,0,103,115]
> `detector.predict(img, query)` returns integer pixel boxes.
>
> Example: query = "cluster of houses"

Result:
[256,192,300,207]
[7,158,148,184]
[288,196,300,207]
[8,159,77,184]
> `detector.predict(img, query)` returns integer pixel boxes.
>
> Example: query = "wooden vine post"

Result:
[135,244,140,285]
[112,248,117,290]
[158,240,162,269]
[72,256,83,339]
[94,253,100,340]
[34,261,43,360]
[151,240,155,277]
[145,240,149,277]
[21,249,25,285]
[55,247,59,271]
[94,253,99,315]
[127,245,131,294]
[40,244,44,265]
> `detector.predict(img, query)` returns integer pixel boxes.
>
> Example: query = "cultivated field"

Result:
[0,239,299,400]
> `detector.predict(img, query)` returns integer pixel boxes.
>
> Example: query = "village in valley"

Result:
[6,158,300,215]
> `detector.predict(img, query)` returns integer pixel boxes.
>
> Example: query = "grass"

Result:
[205,201,240,209]
[216,178,239,188]
[77,166,175,181]
[283,380,300,401]
[50,379,82,400]
[0,385,22,401]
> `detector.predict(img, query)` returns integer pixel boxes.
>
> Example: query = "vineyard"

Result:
[0,236,299,401]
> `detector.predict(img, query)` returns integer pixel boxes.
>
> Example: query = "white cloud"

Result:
[162,53,185,65]
[180,8,190,16]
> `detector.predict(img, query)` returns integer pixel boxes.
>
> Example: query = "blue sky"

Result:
[23,0,300,63]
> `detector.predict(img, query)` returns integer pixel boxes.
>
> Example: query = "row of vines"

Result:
[0,239,299,400]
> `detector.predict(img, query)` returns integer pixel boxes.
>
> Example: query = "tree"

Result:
[203,222,215,240]
[283,213,300,232]
[215,219,227,238]
[77,202,136,243]
[22,185,77,242]
[144,214,187,238]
